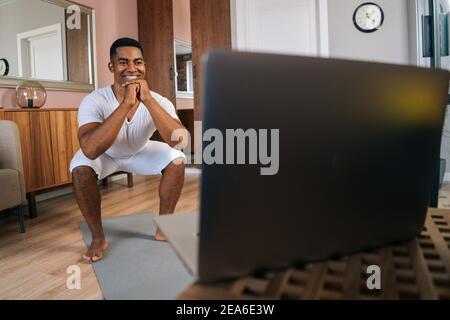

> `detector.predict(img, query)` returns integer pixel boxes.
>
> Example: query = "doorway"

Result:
[231,0,329,57]
[17,24,65,81]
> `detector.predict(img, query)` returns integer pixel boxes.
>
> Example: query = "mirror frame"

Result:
[174,38,194,99]
[0,0,96,92]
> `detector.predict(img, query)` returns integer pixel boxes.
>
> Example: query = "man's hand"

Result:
[123,80,153,104]
[123,82,140,107]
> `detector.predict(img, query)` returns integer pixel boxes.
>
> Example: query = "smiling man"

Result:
[70,38,187,262]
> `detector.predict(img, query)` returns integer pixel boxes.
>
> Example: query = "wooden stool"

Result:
[101,172,134,188]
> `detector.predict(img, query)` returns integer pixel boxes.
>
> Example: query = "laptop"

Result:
[155,50,450,284]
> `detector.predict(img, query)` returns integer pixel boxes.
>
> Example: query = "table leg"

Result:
[127,173,134,188]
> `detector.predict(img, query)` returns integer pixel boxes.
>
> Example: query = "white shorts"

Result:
[69,141,186,180]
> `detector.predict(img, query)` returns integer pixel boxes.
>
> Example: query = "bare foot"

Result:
[155,228,167,242]
[83,238,108,263]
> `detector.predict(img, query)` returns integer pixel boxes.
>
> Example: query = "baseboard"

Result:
[35,170,202,203]
[185,167,201,175]
[444,173,450,182]
[36,186,74,203]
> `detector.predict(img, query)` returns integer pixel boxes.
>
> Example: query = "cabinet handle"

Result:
[169,67,174,80]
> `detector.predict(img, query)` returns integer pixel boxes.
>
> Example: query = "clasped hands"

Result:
[122,79,153,107]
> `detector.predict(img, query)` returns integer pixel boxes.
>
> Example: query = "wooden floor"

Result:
[0,174,200,300]
[2,177,450,300]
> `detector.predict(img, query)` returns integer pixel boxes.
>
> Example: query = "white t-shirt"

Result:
[78,86,180,159]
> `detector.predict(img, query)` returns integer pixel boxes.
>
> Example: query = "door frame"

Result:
[16,23,65,80]
[230,0,329,57]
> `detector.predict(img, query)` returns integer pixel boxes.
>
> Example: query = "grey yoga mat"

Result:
[80,213,194,300]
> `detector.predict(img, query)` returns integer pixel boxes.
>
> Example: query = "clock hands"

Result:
[354,4,383,32]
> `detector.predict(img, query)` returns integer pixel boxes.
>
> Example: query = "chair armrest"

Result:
[0,121,26,202]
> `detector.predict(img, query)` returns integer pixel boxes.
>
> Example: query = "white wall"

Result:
[231,0,411,64]
[231,0,328,56]
[0,0,66,77]
[327,0,411,65]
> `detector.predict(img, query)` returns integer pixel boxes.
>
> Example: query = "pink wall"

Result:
[173,0,191,43]
[176,98,194,110]
[0,0,138,109]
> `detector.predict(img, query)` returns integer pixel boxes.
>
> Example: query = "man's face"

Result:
[109,46,146,87]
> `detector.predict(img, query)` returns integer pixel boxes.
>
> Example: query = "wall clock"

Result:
[353,2,384,33]
[0,58,9,76]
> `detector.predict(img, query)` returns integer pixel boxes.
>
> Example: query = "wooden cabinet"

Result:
[49,111,80,185]
[137,0,232,144]
[0,108,79,193]
[2,110,54,191]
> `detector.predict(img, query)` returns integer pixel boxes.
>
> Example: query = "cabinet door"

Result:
[4,111,55,192]
[137,0,176,105]
[50,111,80,185]
[191,0,232,121]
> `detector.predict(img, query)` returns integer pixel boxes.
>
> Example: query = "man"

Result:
[70,38,187,262]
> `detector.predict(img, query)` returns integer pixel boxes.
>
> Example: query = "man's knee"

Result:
[72,166,98,182]
[163,159,185,176]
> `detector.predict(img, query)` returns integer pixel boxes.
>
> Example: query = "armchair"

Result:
[0,121,27,233]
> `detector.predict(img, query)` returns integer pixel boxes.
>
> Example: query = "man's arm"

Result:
[79,84,138,160]
[142,97,187,148]
[131,80,188,148]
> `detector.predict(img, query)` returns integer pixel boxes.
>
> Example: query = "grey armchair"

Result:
[0,120,26,233]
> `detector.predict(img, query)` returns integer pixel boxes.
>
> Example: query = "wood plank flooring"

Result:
[2,177,450,300]
[0,174,200,300]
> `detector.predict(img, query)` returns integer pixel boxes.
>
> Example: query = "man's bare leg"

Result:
[72,166,108,262]
[155,159,185,241]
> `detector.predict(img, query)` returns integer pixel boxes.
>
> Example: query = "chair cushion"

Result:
[0,169,22,211]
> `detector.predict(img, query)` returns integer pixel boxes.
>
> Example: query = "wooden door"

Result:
[65,10,90,83]
[137,0,176,106]
[4,111,55,192]
[50,111,80,185]
[190,0,232,121]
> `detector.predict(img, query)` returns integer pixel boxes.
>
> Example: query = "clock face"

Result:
[353,3,384,33]
[0,58,9,76]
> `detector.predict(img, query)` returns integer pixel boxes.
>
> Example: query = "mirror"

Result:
[174,38,194,99]
[0,0,95,91]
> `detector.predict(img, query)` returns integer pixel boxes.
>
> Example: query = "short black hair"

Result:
[110,38,144,61]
